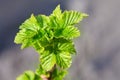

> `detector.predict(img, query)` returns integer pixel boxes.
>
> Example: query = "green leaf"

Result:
[36,65,47,75]
[14,29,35,49]
[40,51,56,71]
[49,5,63,28]
[62,11,88,27]
[54,28,64,37]
[51,4,62,19]
[52,68,67,80]
[16,73,29,80]
[16,71,42,80]
[58,41,76,54]
[63,26,80,39]
[32,41,45,53]
[56,51,72,69]
[14,29,35,44]
[35,15,49,28]
[54,25,80,39]
[24,71,35,80]
[20,14,40,31]
[14,14,50,49]
[49,16,60,28]
[14,14,40,49]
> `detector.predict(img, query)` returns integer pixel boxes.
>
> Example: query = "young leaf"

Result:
[62,11,88,27]
[54,26,80,39]
[16,71,42,80]
[32,41,45,53]
[62,26,80,39]
[14,14,51,50]
[49,5,63,29]
[40,51,56,71]
[20,14,40,31]
[35,15,49,28]
[36,65,47,75]
[14,29,35,45]
[14,14,40,49]
[56,51,72,69]
[51,4,62,18]
[16,73,29,80]
[58,42,76,54]
[52,68,67,80]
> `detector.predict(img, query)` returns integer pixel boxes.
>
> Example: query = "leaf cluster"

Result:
[15,5,88,80]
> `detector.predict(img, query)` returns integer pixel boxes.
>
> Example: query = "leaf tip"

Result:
[56,4,61,9]
[83,13,89,17]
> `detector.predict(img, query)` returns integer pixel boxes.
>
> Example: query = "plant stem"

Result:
[48,64,56,80]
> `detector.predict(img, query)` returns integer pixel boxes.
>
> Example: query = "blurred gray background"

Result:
[0,0,120,80]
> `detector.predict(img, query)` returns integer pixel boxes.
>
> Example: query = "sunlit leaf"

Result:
[58,42,76,54]
[62,26,80,39]
[62,11,88,27]
[40,51,56,71]
[52,68,67,80]
[56,51,72,69]
[16,71,42,80]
